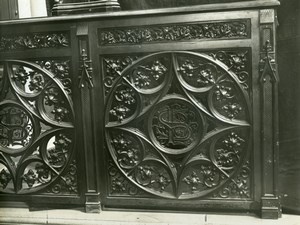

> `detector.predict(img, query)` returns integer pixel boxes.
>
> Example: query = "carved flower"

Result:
[154,174,171,192]
[215,85,234,101]
[133,71,151,89]
[178,60,197,77]
[111,177,126,193]
[150,61,167,80]
[52,106,69,122]
[29,73,44,92]
[110,105,130,122]
[44,88,60,106]
[183,171,202,192]
[223,132,244,150]
[115,88,136,105]
[22,169,37,188]
[222,103,242,119]
[12,66,29,85]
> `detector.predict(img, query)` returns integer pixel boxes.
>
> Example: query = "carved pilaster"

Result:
[259,8,281,219]
[77,23,101,213]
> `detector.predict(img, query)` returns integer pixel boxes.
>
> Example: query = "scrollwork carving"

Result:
[0,32,69,51]
[99,20,249,46]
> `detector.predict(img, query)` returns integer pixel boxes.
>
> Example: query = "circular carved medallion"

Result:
[0,102,36,152]
[148,95,204,155]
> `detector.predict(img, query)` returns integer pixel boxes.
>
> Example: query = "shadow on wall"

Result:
[277,0,300,215]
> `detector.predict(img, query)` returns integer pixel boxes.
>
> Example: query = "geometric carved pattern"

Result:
[99,20,250,46]
[104,51,251,199]
[0,32,69,52]
[0,60,76,195]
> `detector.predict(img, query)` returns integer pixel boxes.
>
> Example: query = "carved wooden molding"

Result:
[0,32,69,52]
[98,20,250,46]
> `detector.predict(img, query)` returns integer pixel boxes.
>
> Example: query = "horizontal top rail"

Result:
[0,0,279,26]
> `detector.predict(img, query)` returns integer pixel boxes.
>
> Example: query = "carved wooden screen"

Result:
[94,9,260,212]
[103,50,252,198]
[101,50,252,207]
[0,25,84,206]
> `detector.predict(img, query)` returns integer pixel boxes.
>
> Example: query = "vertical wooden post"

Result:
[77,23,101,213]
[259,9,281,219]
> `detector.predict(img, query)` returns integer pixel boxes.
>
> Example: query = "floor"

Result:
[0,207,299,225]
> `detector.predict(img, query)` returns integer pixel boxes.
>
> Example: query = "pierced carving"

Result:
[0,60,76,195]
[99,20,249,45]
[0,169,12,189]
[36,60,72,94]
[105,52,251,199]
[0,32,69,51]
[0,105,34,149]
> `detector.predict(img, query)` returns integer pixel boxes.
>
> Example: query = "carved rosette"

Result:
[0,60,77,195]
[104,51,251,199]
[99,20,250,46]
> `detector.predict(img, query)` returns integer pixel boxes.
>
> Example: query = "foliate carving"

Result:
[109,85,138,122]
[47,160,78,194]
[182,171,202,193]
[104,56,140,95]
[135,165,171,193]
[131,60,168,90]
[99,20,249,45]
[182,164,221,194]
[213,132,245,169]
[213,161,250,199]
[0,169,12,189]
[36,60,71,94]
[0,60,77,195]
[48,134,72,168]
[108,159,146,196]
[44,87,70,123]
[111,133,143,169]
[105,52,251,199]
[210,51,250,91]
[178,60,216,86]
[0,32,69,51]
[222,102,243,119]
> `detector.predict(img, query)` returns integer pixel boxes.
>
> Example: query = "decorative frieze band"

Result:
[0,32,70,51]
[98,20,250,46]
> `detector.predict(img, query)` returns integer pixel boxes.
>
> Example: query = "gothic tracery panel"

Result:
[103,51,252,199]
[0,60,77,195]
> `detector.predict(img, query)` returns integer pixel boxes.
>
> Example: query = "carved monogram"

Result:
[0,32,69,51]
[105,51,251,199]
[99,20,249,45]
